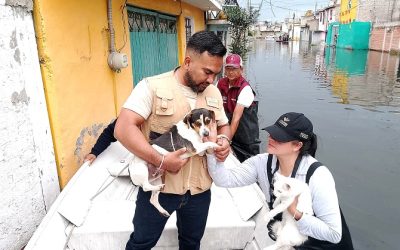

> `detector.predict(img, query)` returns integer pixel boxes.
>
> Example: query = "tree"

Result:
[224,6,259,60]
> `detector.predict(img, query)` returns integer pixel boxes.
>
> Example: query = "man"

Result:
[114,31,231,250]
[217,54,260,162]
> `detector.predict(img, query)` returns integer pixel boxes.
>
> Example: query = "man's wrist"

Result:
[217,134,231,144]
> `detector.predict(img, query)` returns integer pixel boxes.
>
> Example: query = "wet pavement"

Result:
[244,39,400,250]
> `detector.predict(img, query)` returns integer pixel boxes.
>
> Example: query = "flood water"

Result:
[244,40,400,250]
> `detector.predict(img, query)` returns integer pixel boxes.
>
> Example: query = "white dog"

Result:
[264,173,313,250]
[128,108,218,217]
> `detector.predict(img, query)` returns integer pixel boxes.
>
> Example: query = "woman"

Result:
[206,112,353,249]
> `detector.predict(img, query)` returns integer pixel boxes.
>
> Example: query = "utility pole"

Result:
[315,1,317,15]
[292,12,295,40]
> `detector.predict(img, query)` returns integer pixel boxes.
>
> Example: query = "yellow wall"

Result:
[34,0,207,188]
[340,0,358,24]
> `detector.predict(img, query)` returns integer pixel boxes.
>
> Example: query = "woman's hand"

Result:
[214,137,230,162]
[288,195,303,221]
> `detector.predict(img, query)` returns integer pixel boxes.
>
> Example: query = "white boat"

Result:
[25,142,274,250]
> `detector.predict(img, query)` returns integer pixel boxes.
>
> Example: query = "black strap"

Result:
[266,154,277,210]
[290,154,304,178]
[266,154,273,184]
[306,161,323,184]
[297,161,354,250]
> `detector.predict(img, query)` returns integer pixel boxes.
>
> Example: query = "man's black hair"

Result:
[187,30,227,57]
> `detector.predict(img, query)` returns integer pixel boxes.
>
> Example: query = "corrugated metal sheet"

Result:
[128,7,178,85]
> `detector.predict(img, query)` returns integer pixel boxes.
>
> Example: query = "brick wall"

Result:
[370,25,400,52]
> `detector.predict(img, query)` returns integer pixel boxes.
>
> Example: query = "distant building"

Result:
[326,0,371,49]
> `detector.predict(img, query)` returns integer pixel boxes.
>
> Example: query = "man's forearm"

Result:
[114,110,163,166]
[217,124,231,141]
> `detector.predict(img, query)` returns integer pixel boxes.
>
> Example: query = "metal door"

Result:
[128,7,178,85]
[331,25,339,47]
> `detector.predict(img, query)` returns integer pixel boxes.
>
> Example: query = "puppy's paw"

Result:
[142,182,164,192]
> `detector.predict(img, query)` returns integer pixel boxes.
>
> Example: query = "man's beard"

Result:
[184,71,208,93]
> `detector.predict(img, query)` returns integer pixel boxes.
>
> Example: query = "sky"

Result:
[236,0,331,22]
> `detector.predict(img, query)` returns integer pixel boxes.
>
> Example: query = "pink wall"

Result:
[370,26,400,53]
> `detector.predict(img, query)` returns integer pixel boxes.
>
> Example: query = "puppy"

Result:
[264,173,313,250]
[129,108,218,217]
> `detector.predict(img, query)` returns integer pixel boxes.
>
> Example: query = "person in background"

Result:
[114,31,231,250]
[205,112,353,249]
[83,119,117,164]
[217,54,260,162]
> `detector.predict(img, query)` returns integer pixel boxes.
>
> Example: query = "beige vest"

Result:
[141,71,224,195]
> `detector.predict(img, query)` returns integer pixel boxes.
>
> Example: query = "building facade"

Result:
[0,0,221,249]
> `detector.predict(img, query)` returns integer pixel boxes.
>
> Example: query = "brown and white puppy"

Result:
[129,108,218,217]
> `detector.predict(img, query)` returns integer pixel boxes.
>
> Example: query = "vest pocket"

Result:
[155,88,174,115]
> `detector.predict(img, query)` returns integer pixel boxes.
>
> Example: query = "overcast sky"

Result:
[236,0,331,22]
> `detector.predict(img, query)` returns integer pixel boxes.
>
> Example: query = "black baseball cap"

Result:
[262,112,313,142]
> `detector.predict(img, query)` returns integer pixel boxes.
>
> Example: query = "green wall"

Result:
[327,22,371,50]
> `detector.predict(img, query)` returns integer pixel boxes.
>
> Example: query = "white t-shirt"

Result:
[123,78,229,126]
[236,85,255,108]
[216,81,255,108]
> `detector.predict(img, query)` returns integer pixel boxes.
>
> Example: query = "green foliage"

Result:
[224,6,259,60]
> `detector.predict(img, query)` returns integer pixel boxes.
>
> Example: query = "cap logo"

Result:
[278,120,288,127]
[283,117,290,122]
[299,132,309,140]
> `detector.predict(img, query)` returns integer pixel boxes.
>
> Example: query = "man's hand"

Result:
[162,148,189,173]
[84,153,96,165]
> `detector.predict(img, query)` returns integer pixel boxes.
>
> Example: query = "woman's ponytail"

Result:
[299,133,318,157]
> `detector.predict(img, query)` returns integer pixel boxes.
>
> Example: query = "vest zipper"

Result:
[187,159,192,189]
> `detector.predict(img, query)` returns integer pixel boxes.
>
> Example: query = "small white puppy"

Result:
[264,173,313,250]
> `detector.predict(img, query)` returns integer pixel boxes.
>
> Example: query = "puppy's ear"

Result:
[284,183,291,191]
[183,113,192,128]
[209,110,216,122]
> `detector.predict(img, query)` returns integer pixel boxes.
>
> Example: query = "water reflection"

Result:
[245,40,400,250]
[322,47,400,108]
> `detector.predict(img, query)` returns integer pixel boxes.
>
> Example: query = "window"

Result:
[216,31,227,46]
[185,17,193,43]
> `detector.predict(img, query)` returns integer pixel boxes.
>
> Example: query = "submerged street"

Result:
[244,39,400,250]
